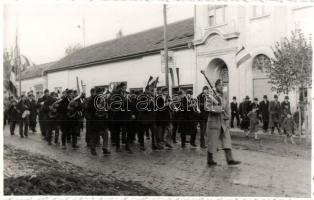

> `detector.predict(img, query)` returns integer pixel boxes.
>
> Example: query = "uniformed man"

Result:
[88,87,111,155]
[44,92,59,145]
[155,87,173,149]
[37,89,50,139]
[66,92,83,149]
[197,86,210,148]
[17,95,31,138]
[58,89,72,149]
[28,93,38,133]
[206,79,241,166]
[137,85,159,150]
[84,88,96,147]
[109,83,130,152]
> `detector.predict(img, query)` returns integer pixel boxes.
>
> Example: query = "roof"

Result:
[46,18,194,73]
[21,62,56,80]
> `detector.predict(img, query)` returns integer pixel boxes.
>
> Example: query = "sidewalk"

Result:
[229,128,311,145]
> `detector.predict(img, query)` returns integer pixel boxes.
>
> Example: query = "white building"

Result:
[44,19,195,94]
[194,5,313,111]
[19,62,55,98]
[22,5,313,113]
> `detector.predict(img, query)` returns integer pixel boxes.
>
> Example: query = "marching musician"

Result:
[37,89,50,139]
[43,92,59,145]
[155,87,173,149]
[28,93,38,133]
[206,79,241,166]
[17,94,31,138]
[197,86,210,149]
[66,92,83,149]
[88,87,111,156]
[84,88,96,147]
[58,89,73,149]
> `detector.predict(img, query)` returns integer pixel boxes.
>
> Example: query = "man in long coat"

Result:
[269,94,281,134]
[206,79,241,166]
[259,95,270,132]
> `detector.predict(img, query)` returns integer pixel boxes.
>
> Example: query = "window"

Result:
[252,54,271,74]
[252,5,269,18]
[54,87,62,95]
[208,5,226,27]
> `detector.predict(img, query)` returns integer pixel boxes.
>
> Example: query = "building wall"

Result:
[21,77,46,94]
[46,48,194,94]
[194,5,313,112]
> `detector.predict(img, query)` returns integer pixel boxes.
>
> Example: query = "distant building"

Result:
[19,62,56,99]
[44,18,195,94]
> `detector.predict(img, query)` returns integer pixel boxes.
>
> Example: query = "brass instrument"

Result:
[200,70,229,120]
[48,98,62,119]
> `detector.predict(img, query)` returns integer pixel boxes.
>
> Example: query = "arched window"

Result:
[252,54,271,75]
[252,54,272,101]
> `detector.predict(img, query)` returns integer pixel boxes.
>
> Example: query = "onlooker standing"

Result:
[7,99,19,136]
[269,94,281,135]
[230,96,240,128]
[238,98,245,129]
[241,96,251,132]
[259,95,270,132]
[17,95,31,138]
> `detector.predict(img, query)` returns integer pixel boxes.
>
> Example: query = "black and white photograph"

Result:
[2,0,313,198]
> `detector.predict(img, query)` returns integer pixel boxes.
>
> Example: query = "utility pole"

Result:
[163,4,170,93]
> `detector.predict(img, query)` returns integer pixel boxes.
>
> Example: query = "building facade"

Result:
[193,5,313,111]
[19,5,312,113]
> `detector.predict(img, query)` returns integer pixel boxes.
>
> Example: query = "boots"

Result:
[91,148,97,156]
[224,149,241,165]
[190,134,197,147]
[207,152,217,166]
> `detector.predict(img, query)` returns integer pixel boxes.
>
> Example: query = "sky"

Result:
[3,3,194,64]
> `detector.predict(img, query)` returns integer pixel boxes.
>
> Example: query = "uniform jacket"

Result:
[207,91,229,131]
[155,95,171,126]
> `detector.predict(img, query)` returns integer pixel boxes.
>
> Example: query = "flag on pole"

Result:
[235,45,252,68]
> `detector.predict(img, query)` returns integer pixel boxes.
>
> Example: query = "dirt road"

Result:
[3,126,311,197]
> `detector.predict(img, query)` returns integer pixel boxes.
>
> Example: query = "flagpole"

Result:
[163,4,170,94]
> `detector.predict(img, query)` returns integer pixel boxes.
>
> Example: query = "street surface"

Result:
[3,126,311,197]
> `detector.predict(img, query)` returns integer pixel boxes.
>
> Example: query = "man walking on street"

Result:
[17,95,31,138]
[206,79,241,167]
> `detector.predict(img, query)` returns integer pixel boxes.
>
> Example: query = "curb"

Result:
[229,128,311,145]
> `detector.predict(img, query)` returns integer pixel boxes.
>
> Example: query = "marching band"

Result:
[4,75,241,167]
